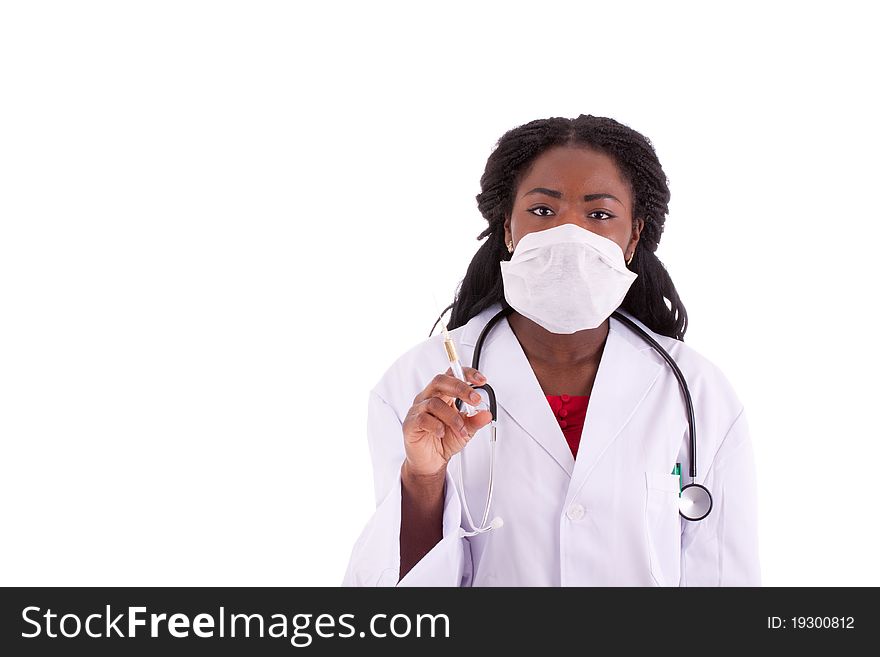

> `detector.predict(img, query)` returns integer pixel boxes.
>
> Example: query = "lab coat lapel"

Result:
[565,316,663,505]
[461,306,663,489]
[462,305,576,477]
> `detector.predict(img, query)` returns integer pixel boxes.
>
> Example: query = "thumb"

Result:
[463,409,493,436]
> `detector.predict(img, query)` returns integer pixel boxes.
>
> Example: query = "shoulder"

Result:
[369,328,458,423]
[370,307,500,422]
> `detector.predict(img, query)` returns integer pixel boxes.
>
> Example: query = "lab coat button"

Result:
[566,504,585,521]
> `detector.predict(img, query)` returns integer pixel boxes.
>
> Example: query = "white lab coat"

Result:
[343,302,760,586]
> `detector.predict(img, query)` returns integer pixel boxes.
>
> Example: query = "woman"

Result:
[343,115,760,586]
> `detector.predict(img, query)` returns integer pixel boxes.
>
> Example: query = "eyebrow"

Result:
[523,187,623,205]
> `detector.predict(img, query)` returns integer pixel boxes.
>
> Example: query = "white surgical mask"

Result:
[499,223,638,334]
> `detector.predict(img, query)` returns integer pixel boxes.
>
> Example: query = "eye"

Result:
[589,210,615,221]
[527,205,555,217]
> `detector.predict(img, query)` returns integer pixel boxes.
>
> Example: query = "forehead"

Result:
[517,146,630,198]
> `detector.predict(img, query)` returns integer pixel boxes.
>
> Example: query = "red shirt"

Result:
[545,394,590,458]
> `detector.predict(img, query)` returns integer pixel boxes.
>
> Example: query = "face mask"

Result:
[499,223,638,334]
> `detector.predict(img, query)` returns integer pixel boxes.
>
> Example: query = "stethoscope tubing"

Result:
[454,306,707,524]
[609,311,698,481]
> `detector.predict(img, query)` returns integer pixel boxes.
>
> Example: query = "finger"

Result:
[444,366,487,385]
[425,397,471,438]
[463,409,493,436]
[413,373,483,408]
[409,406,446,440]
[437,369,455,405]
[424,398,492,440]
[461,366,487,384]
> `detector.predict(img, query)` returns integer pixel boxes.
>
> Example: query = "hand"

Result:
[401,366,493,478]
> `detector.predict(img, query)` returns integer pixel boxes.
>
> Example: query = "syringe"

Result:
[440,320,479,416]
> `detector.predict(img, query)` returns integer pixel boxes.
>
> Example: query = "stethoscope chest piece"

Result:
[679,483,713,521]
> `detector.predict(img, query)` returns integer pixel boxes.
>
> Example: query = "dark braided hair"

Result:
[431,114,688,341]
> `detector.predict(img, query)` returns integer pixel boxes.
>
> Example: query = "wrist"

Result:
[401,460,447,498]
[402,457,446,480]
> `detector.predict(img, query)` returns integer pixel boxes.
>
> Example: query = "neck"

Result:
[507,312,609,367]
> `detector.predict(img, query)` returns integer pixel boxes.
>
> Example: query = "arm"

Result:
[400,462,445,580]
[679,408,762,586]
[342,390,472,587]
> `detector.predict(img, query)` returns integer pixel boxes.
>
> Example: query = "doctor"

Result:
[343,115,760,587]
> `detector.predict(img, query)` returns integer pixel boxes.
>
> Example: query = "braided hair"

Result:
[432,114,688,341]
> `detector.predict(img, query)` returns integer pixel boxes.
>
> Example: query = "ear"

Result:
[503,214,512,245]
[630,217,644,250]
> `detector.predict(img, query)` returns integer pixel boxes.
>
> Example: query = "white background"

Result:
[1,1,877,586]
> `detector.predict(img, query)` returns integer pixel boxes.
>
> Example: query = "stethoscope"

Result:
[453,307,713,536]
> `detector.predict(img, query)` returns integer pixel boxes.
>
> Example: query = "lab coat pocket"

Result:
[644,471,682,587]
